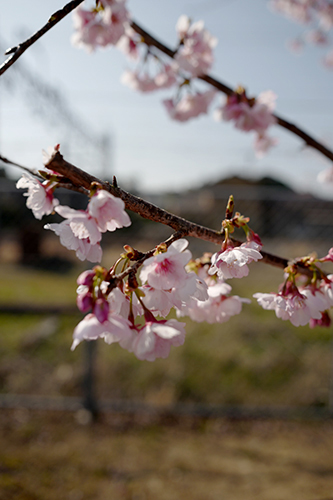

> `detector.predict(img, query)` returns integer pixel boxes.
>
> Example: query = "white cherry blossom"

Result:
[88,190,131,232]
[16,174,59,220]
[71,312,132,350]
[131,319,186,362]
[140,239,192,290]
[209,242,263,280]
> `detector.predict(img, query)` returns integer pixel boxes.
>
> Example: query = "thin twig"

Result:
[0,154,41,177]
[0,0,84,77]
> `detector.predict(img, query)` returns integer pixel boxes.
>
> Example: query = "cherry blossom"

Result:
[88,189,131,232]
[178,278,250,323]
[253,286,329,327]
[129,318,186,362]
[71,312,132,351]
[121,64,177,93]
[117,29,139,59]
[139,285,174,317]
[209,242,263,280]
[140,239,192,290]
[72,1,130,52]
[215,90,277,134]
[55,205,102,244]
[163,89,217,122]
[44,219,103,262]
[174,15,217,77]
[16,174,59,220]
[140,270,208,318]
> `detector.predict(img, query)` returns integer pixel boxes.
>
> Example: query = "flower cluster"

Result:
[72,0,131,52]
[163,89,217,122]
[45,188,131,262]
[121,64,177,93]
[16,147,131,263]
[177,260,250,323]
[208,197,263,280]
[71,6,278,156]
[254,250,333,327]
[174,15,218,77]
[72,239,207,360]
[72,235,253,360]
[215,88,277,157]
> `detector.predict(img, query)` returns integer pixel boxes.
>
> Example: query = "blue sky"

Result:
[1,0,333,198]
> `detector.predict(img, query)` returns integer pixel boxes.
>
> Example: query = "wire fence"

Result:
[1,176,333,420]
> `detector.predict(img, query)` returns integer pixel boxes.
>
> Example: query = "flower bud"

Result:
[77,291,94,313]
[77,270,95,287]
[93,298,109,324]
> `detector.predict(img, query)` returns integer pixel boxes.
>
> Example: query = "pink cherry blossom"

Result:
[16,173,59,220]
[215,90,277,134]
[209,242,263,280]
[170,271,208,306]
[88,189,131,232]
[174,16,217,77]
[140,270,208,318]
[121,64,177,93]
[117,29,139,59]
[71,312,132,350]
[56,205,102,244]
[178,279,250,323]
[72,1,130,52]
[140,285,174,317]
[253,286,329,327]
[163,89,217,122]
[107,286,131,318]
[140,239,192,291]
[44,220,102,263]
[130,318,186,361]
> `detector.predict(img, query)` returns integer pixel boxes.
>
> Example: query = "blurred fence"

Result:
[1,174,333,420]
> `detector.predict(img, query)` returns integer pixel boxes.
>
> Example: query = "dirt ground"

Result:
[0,409,333,500]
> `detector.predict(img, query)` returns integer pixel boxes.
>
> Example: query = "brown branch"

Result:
[0,0,84,77]
[130,21,333,164]
[45,149,290,271]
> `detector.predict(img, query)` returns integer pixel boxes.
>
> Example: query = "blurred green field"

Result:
[0,258,332,409]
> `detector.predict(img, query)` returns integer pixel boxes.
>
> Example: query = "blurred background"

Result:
[1,1,333,499]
